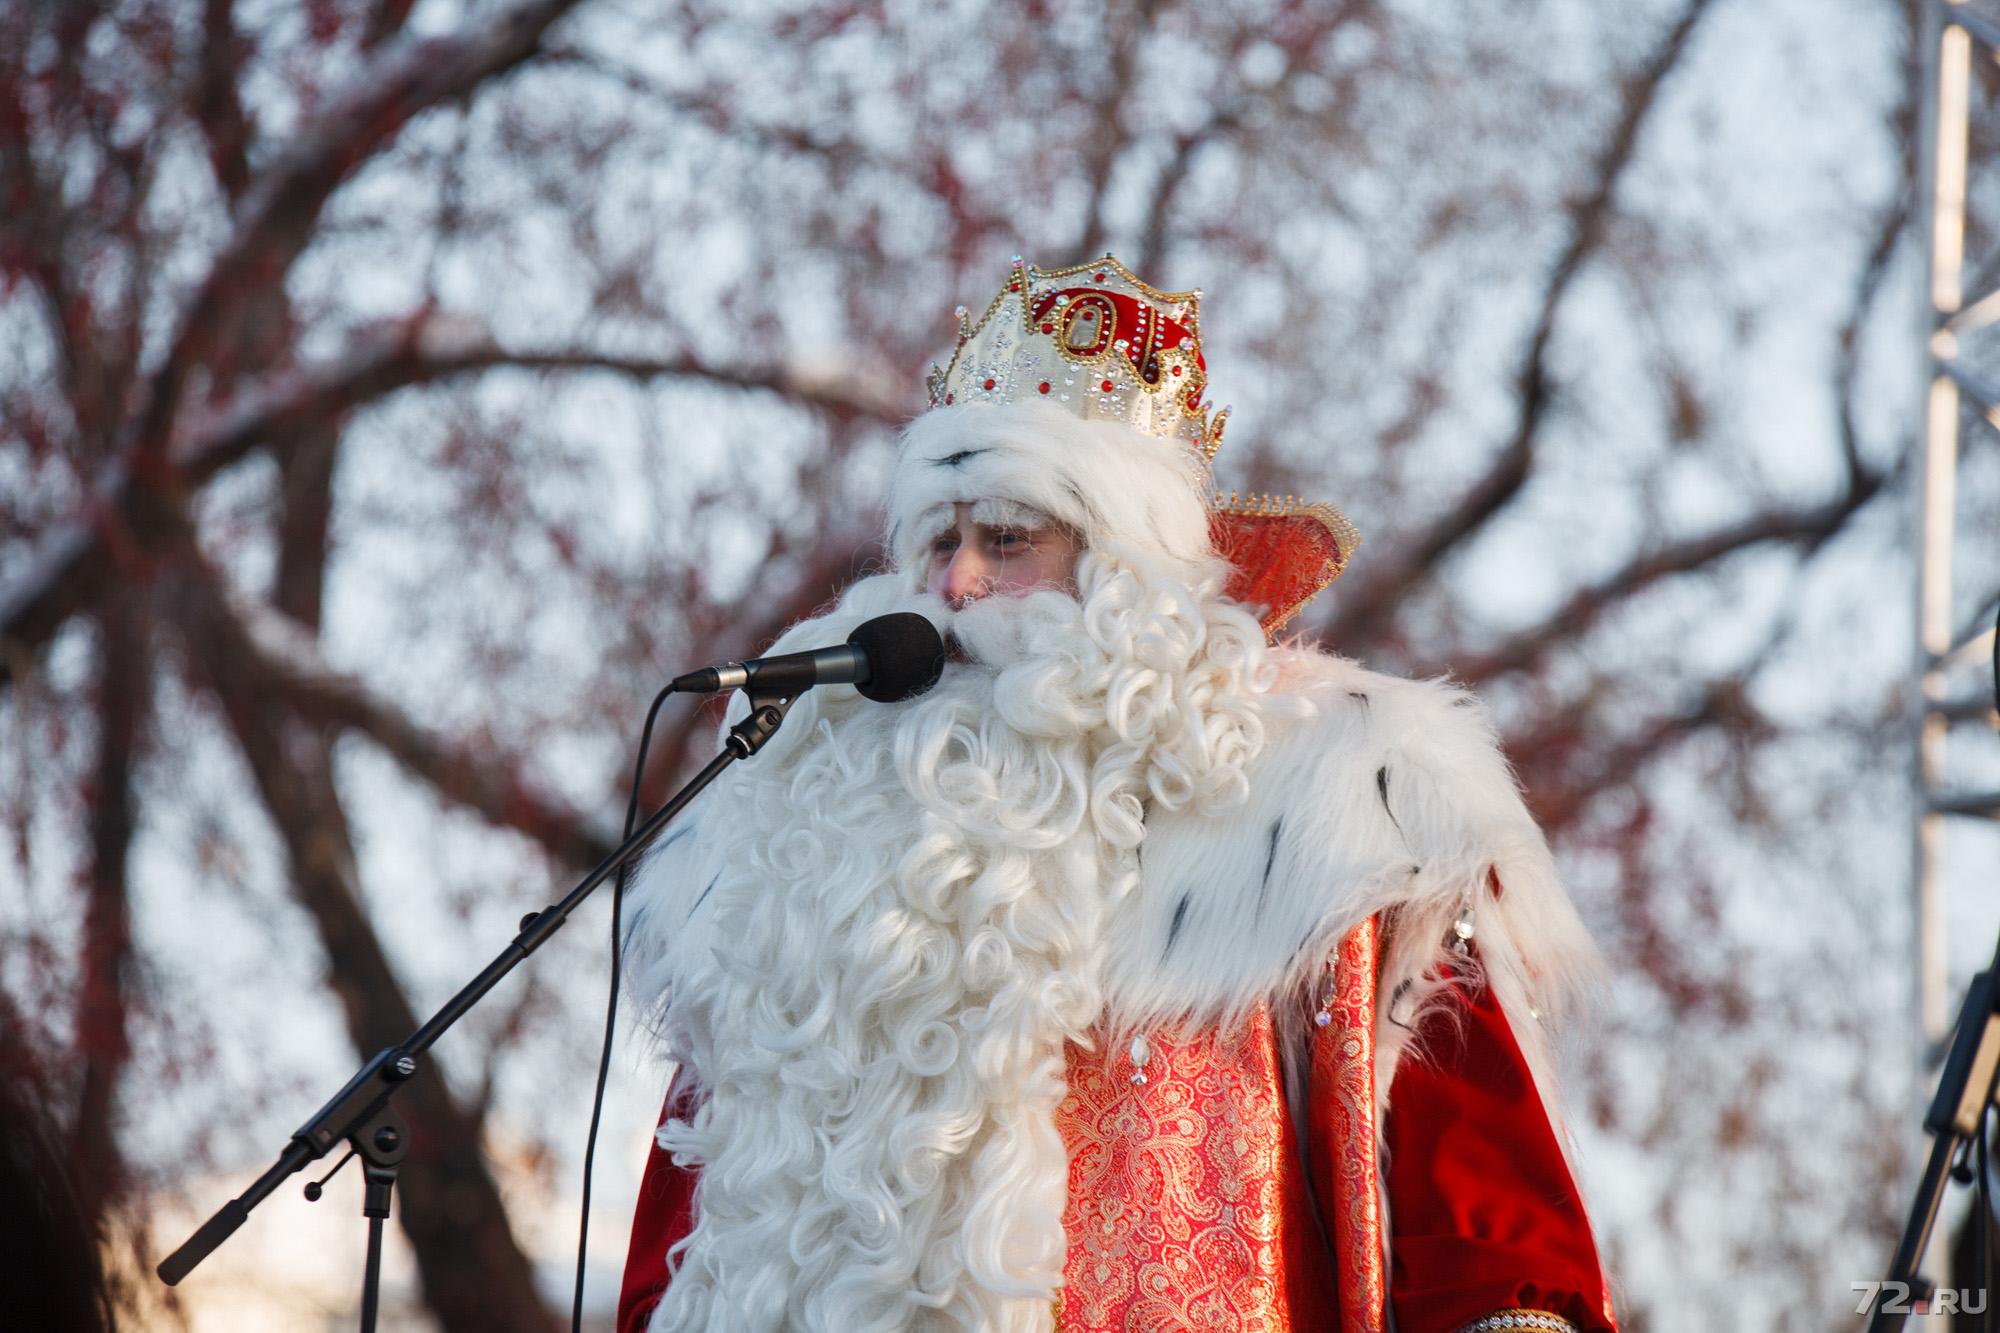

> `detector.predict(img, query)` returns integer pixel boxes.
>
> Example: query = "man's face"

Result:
[923,501,1083,607]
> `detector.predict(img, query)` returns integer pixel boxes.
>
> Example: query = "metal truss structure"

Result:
[1917,0,2000,1051]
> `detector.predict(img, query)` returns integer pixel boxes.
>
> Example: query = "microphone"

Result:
[670,611,945,703]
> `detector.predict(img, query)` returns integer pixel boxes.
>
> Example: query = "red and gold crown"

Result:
[927,255,1228,459]
[925,254,1363,633]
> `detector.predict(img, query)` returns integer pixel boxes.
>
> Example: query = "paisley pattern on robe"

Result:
[1054,1003,1338,1331]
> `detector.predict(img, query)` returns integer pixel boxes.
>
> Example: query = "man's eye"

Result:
[992,530,1028,550]
[930,535,959,558]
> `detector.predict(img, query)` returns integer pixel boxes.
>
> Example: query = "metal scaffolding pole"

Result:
[1917,0,2000,1055]
[1900,9,2000,1314]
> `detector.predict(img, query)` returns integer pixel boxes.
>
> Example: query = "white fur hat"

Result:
[886,399,1217,587]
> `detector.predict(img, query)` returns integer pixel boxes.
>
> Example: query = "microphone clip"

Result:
[723,683,797,758]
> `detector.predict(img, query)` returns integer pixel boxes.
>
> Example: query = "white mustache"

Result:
[931,586,1085,671]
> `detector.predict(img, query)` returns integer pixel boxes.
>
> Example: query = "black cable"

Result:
[1980,1109,1993,1328]
[572,683,679,1333]
[1980,597,1998,1329]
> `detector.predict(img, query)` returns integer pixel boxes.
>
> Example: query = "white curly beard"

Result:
[630,551,1275,1333]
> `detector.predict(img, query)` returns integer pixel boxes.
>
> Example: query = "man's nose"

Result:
[941,546,991,604]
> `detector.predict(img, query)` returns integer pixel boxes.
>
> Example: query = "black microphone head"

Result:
[848,612,945,703]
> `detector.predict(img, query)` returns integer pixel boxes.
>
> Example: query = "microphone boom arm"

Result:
[156,684,798,1322]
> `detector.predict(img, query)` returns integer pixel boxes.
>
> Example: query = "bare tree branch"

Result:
[70,590,146,1225]
[272,420,338,633]
[1128,4,1373,276]
[1836,191,1911,490]
[542,48,873,174]
[1077,0,1171,262]
[178,321,904,475]
[0,53,118,453]
[1517,676,1759,834]
[1444,470,1892,685]
[0,462,139,669]
[362,0,421,53]
[1440,161,1910,688]
[540,43,1024,260]
[220,588,620,869]
[0,0,589,676]
[130,0,586,466]
[0,321,902,683]
[1324,0,1715,650]
[1129,114,1238,280]
[192,0,254,205]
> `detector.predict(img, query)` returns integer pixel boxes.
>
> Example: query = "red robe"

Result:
[616,921,1616,1333]
[621,512,1614,1330]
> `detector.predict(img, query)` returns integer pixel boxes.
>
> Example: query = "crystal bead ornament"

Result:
[1127,1033,1152,1086]
[1452,901,1476,957]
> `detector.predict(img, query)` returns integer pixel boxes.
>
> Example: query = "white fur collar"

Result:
[1101,646,1599,1128]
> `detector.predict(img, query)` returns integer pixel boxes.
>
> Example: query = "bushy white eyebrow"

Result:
[969,498,1056,531]
[908,502,956,552]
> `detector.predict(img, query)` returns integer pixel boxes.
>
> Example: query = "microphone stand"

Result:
[156,687,798,1331]
[1867,922,2000,1330]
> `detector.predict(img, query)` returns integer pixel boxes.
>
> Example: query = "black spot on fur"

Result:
[1376,765,1408,846]
[1348,690,1369,715]
[931,448,989,468]
[1254,817,1284,917]
[686,871,721,922]
[1164,893,1192,958]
